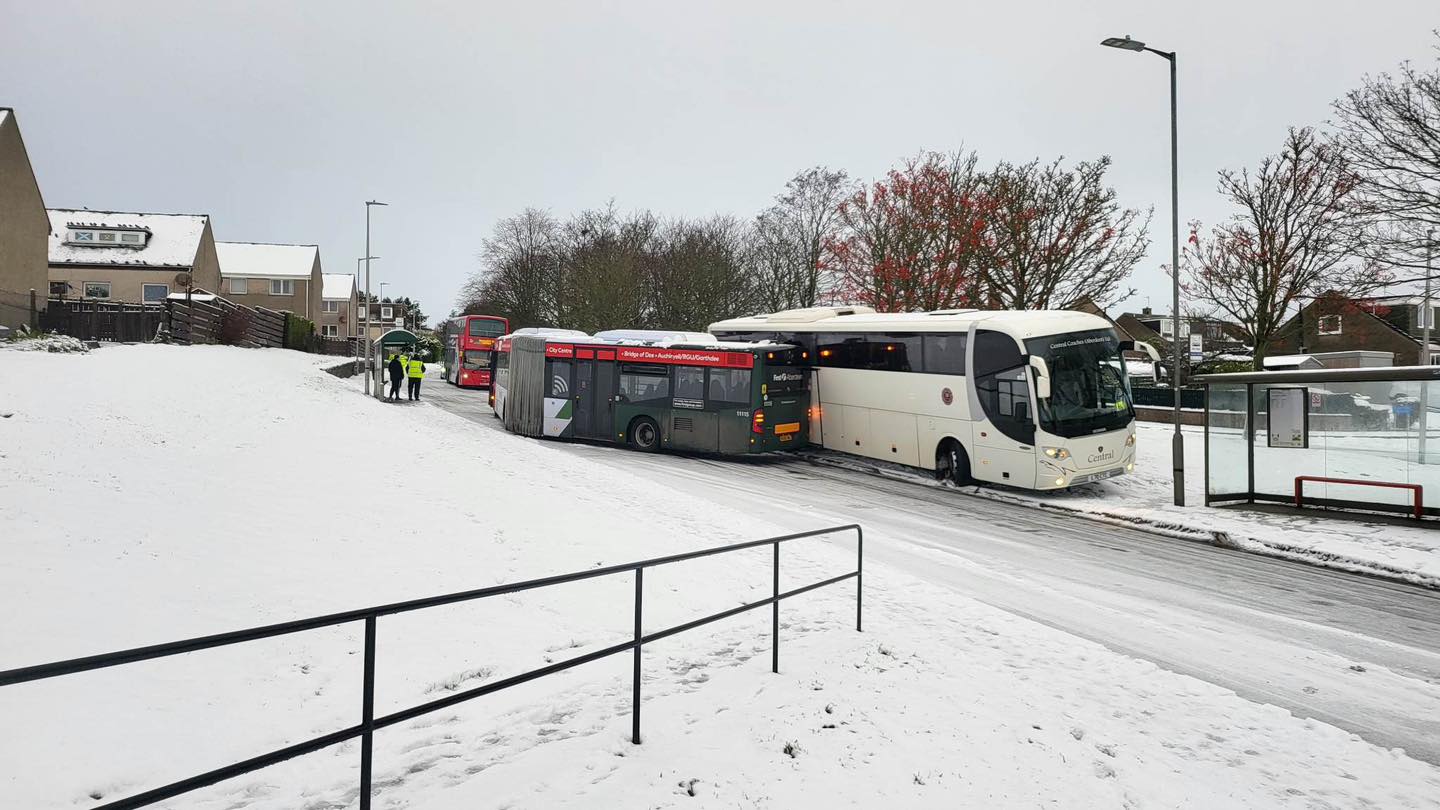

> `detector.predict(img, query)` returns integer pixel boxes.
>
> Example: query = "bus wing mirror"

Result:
[1122,340,1162,362]
[1028,356,1052,399]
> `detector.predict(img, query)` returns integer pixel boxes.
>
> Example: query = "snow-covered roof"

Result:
[48,209,209,269]
[322,273,354,300]
[217,242,318,279]
[593,329,715,344]
[1263,355,1325,369]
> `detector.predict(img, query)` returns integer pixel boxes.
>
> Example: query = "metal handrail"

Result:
[0,524,863,810]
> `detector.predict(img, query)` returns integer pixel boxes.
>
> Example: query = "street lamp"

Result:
[355,256,377,356]
[1102,34,1185,507]
[364,200,387,399]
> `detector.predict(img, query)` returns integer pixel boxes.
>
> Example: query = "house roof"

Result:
[322,273,354,300]
[48,209,209,269]
[1263,354,1325,369]
[217,242,319,279]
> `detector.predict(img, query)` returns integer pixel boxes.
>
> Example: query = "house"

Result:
[359,300,410,341]
[1268,293,1439,366]
[0,107,48,330]
[216,242,323,326]
[319,273,357,338]
[1117,306,1245,348]
[47,209,221,305]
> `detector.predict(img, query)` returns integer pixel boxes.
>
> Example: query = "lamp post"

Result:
[364,201,387,399]
[355,256,377,370]
[1102,34,1185,506]
[1421,229,1435,463]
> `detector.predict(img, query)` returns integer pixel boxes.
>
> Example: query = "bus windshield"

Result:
[469,318,507,337]
[1025,329,1132,438]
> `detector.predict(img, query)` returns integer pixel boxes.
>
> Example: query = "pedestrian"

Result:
[407,352,425,401]
[387,353,404,400]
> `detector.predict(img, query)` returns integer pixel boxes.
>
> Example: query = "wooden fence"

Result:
[35,292,364,357]
[38,299,166,343]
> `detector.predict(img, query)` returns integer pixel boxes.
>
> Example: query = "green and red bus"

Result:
[492,334,810,454]
[444,315,509,387]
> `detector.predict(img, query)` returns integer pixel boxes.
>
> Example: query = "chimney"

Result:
[1141,306,1152,316]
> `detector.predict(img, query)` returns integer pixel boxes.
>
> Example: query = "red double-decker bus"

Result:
[444,315,510,388]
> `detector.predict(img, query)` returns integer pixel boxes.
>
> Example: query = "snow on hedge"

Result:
[1,345,1436,808]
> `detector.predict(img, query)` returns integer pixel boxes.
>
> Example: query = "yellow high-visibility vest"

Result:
[407,359,425,378]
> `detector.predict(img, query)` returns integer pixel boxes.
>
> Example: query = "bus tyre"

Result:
[630,418,660,453]
[937,440,971,486]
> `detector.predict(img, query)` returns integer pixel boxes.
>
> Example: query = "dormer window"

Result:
[66,226,149,248]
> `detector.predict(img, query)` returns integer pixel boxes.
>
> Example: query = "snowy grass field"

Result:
[3,345,1439,808]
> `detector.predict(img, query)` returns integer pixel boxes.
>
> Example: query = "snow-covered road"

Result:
[426,382,1440,765]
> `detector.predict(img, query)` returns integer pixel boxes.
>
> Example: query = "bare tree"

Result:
[457,208,563,328]
[978,156,1149,310]
[1332,33,1440,272]
[822,151,988,311]
[647,216,755,330]
[557,204,656,333]
[1183,127,1387,368]
[749,167,852,311]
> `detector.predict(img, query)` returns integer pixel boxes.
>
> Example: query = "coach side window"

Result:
[922,334,966,375]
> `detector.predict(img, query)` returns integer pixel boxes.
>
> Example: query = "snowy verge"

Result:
[801,421,1440,590]
[1,346,1437,808]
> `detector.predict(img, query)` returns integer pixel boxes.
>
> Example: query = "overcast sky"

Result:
[2,1,1434,322]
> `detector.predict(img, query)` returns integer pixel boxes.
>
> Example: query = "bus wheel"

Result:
[630,418,660,453]
[937,440,971,486]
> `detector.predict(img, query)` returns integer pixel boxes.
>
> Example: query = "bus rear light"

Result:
[752,409,766,434]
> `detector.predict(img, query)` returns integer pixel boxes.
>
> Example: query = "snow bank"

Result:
[1,333,89,353]
[986,423,1440,587]
[1,346,1436,808]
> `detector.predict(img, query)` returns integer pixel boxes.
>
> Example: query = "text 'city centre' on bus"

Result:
[490,330,811,455]
[709,306,1161,490]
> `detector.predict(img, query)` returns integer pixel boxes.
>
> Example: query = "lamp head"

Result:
[1101,35,1147,52]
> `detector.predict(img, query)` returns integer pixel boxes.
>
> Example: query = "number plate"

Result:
[775,422,801,435]
[1072,467,1124,485]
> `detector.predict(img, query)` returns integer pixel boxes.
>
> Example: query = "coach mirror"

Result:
[1028,355,1052,400]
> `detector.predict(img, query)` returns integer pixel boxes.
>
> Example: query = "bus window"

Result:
[708,368,752,403]
[469,319,506,337]
[675,367,706,400]
[620,367,670,402]
[548,360,571,396]
[973,331,1034,443]
[873,334,921,372]
[923,334,967,375]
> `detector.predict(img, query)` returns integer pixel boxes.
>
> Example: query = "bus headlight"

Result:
[1042,446,1071,460]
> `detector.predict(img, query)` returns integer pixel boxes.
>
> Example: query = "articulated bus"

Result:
[709,306,1160,490]
[444,315,510,387]
[491,332,810,454]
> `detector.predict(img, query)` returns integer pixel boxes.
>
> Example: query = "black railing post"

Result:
[359,616,377,810]
[632,568,643,745]
[771,541,780,673]
[855,526,863,632]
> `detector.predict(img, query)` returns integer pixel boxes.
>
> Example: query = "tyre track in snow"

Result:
[425,385,1440,764]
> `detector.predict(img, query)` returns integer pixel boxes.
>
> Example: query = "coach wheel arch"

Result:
[629,417,661,453]
[935,437,972,486]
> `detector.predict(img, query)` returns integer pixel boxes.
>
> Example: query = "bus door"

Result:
[668,366,718,451]
[572,350,617,441]
[970,330,1038,488]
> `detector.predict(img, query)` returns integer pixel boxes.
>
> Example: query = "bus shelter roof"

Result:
[1192,366,1440,385]
[373,328,419,349]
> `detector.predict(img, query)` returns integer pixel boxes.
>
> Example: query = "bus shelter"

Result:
[370,328,418,399]
[1194,366,1440,519]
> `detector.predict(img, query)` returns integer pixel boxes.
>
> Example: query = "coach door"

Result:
[572,349,618,441]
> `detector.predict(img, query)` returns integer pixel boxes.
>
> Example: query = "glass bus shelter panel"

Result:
[1205,382,1250,500]
[1248,379,1439,511]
